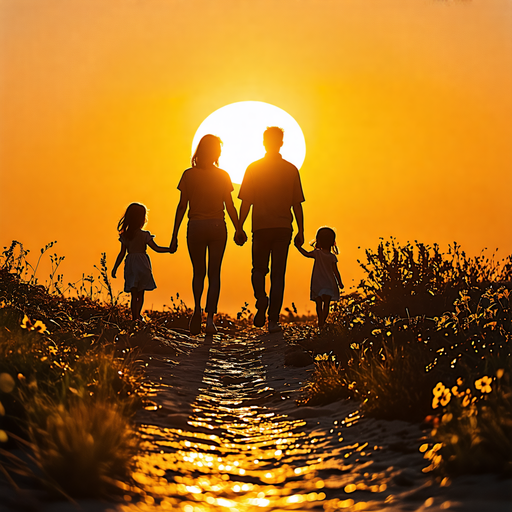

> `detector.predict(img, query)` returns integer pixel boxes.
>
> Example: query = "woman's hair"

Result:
[312,226,338,254]
[117,202,147,240]
[192,134,222,168]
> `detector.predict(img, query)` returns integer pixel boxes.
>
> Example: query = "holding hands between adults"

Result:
[234,228,247,246]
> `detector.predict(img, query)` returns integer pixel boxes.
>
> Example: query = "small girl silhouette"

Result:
[297,226,344,328]
[112,202,171,321]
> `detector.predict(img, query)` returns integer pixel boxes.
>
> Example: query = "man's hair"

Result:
[263,126,284,144]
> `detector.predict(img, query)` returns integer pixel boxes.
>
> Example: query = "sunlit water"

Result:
[121,332,429,512]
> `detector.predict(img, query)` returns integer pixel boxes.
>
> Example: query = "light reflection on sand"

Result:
[121,334,417,511]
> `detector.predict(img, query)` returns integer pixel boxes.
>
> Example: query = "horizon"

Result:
[1,0,511,316]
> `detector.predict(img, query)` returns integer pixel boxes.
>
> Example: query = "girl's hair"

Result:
[192,134,222,168]
[312,226,338,254]
[117,203,147,240]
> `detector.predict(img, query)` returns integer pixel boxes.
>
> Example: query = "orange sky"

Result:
[1,0,511,316]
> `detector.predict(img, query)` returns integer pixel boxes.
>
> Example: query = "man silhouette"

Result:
[237,126,305,333]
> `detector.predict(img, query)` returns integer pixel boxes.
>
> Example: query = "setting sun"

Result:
[191,101,306,184]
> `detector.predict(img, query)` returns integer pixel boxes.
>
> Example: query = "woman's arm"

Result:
[225,191,247,246]
[236,199,251,246]
[170,190,188,253]
[333,262,344,290]
[111,242,127,278]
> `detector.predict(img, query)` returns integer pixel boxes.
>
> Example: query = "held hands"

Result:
[234,229,248,246]
[169,237,178,254]
[294,232,304,248]
[111,269,117,279]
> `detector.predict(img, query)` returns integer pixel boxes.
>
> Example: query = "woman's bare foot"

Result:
[189,310,202,335]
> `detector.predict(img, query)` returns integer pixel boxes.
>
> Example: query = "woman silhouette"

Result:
[170,135,244,334]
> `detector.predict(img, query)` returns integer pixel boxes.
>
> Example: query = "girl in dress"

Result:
[297,226,344,328]
[112,202,171,321]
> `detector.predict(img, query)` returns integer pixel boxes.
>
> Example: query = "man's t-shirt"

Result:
[178,166,234,220]
[238,153,305,232]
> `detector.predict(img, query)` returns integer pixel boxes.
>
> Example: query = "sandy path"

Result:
[128,330,512,512]
[1,328,510,511]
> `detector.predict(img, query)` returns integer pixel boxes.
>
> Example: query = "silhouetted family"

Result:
[111,127,344,332]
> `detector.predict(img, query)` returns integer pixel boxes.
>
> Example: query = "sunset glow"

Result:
[192,101,306,184]
[1,0,511,315]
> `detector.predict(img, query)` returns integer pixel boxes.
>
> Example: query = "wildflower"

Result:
[20,314,47,333]
[439,388,451,406]
[433,382,445,397]
[475,376,492,394]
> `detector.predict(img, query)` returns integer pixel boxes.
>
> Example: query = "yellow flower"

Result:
[440,388,451,407]
[475,376,492,394]
[433,382,445,398]
[21,314,32,330]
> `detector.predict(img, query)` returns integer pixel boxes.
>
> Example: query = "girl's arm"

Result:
[333,261,344,290]
[147,238,172,253]
[297,246,314,258]
[224,191,247,246]
[111,242,127,278]
[170,190,188,253]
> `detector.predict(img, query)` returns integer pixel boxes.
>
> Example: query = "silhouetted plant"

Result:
[357,238,512,318]
[423,367,512,476]
[298,354,350,406]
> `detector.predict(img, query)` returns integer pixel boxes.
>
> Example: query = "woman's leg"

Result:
[187,225,208,314]
[187,222,208,334]
[205,222,227,315]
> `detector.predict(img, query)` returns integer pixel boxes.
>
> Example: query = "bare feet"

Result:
[189,311,202,335]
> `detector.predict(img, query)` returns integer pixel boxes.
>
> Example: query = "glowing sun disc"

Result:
[192,101,306,184]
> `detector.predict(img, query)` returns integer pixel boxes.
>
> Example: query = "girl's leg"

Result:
[315,298,324,328]
[321,296,331,327]
[130,290,145,321]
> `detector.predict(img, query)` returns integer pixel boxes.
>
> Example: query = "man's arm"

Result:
[236,199,251,245]
[292,202,304,247]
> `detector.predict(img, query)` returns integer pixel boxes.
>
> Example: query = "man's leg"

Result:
[251,229,272,327]
[267,228,292,324]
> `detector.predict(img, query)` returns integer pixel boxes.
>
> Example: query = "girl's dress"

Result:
[121,230,157,292]
[308,249,340,301]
